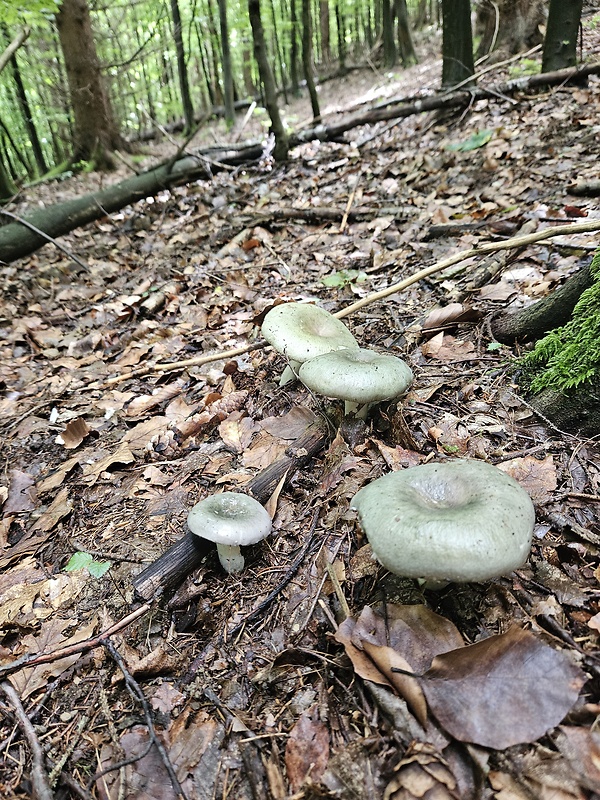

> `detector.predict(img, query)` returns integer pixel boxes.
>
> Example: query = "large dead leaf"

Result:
[285,708,330,792]
[4,469,37,514]
[497,455,557,503]
[421,626,586,748]
[260,406,317,439]
[218,410,258,453]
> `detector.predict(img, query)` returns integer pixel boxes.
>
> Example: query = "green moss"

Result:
[520,247,600,394]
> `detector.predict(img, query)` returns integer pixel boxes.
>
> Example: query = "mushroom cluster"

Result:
[261,302,359,385]
[261,301,413,418]
[351,460,535,584]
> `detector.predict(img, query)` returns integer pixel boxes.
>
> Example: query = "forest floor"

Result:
[2,22,600,800]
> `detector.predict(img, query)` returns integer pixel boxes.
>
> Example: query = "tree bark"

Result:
[491,263,594,344]
[217,0,235,127]
[476,0,545,60]
[170,0,195,135]
[395,0,418,66]
[248,0,289,160]
[441,0,474,88]
[55,0,128,169]
[382,0,396,67]
[542,0,583,73]
[302,0,321,122]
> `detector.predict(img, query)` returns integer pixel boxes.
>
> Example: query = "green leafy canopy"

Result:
[0,0,58,26]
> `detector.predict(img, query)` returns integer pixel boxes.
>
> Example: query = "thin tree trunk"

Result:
[302,0,321,122]
[441,0,474,88]
[320,0,331,62]
[170,0,195,134]
[247,0,289,160]
[217,0,235,126]
[395,0,417,66]
[335,0,346,73]
[542,0,583,73]
[382,0,396,67]
[290,0,300,95]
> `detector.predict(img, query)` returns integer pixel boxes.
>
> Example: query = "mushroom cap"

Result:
[351,460,535,583]
[261,302,358,364]
[298,347,413,404]
[187,492,272,546]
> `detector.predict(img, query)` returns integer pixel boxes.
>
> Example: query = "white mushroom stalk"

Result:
[298,347,414,418]
[187,492,272,573]
[261,302,359,386]
[351,460,535,584]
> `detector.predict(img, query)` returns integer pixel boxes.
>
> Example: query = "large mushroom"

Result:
[351,460,535,583]
[298,347,413,419]
[261,302,359,385]
[187,492,272,573]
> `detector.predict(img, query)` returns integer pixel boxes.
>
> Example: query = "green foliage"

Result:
[487,341,504,352]
[0,0,58,25]
[320,269,368,289]
[446,130,493,152]
[508,58,540,78]
[520,248,600,394]
[65,551,111,578]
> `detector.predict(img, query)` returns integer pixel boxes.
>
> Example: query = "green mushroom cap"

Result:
[351,460,535,583]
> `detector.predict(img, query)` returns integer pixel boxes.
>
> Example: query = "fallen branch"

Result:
[132,417,330,600]
[3,62,599,264]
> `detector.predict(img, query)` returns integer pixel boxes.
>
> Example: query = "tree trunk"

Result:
[524,380,600,438]
[491,263,594,344]
[441,0,474,88]
[320,0,331,62]
[336,0,346,73]
[0,154,17,202]
[542,0,583,73]
[382,0,396,67]
[247,0,289,161]
[290,0,300,95]
[170,0,195,134]
[217,0,235,127]
[302,0,321,122]
[55,0,127,169]
[395,0,417,66]
[476,0,546,60]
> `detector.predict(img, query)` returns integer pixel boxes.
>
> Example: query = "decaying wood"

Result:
[2,62,599,264]
[132,417,330,601]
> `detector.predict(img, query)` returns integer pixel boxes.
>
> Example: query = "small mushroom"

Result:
[261,302,359,385]
[187,492,272,573]
[351,460,535,583]
[298,347,413,418]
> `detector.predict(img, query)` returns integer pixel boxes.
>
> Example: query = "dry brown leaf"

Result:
[218,410,258,453]
[554,726,600,792]
[122,416,170,452]
[260,406,317,439]
[242,431,287,469]
[9,616,97,699]
[126,380,185,417]
[383,742,460,800]
[29,486,73,533]
[57,417,90,449]
[421,332,477,362]
[422,303,480,331]
[36,455,81,495]
[4,469,37,514]
[372,440,421,471]
[421,626,586,748]
[285,708,330,792]
[80,443,135,485]
[497,455,557,503]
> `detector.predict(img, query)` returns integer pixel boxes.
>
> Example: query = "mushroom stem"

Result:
[343,400,370,419]
[279,360,301,386]
[216,544,245,574]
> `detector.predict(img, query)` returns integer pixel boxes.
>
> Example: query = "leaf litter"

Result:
[1,37,600,800]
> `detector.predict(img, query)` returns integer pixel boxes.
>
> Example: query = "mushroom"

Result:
[351,460,535,584]
[298,347,413,419]
[261,302,359,385]
[187,492,272,573]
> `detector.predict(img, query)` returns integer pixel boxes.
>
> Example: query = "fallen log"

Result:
[2,61,599,264]
[132,417,330,601]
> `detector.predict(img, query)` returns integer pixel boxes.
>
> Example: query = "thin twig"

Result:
[333,219,600,320]
[0,681,54,800]
[0,604,151,680]
[0,209,89,272]
[102,640,189,800]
